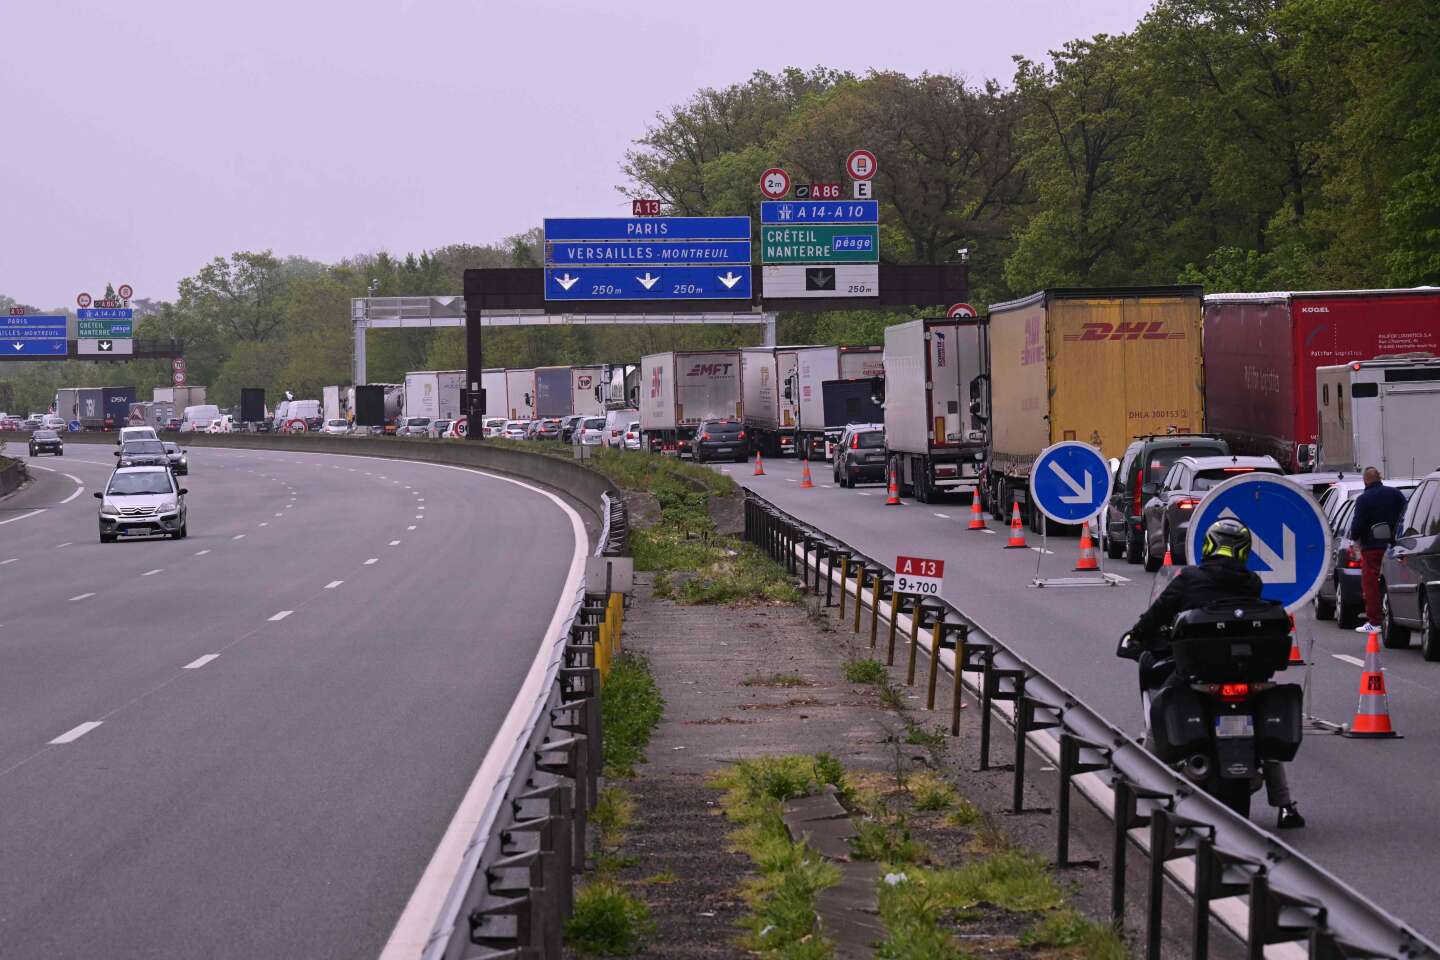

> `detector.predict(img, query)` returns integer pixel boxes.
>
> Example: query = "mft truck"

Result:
[882,318,989,502]
[639,351,743,456]
[985,286,1205,528]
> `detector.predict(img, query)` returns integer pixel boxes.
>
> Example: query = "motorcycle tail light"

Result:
[1219,683,1250,702]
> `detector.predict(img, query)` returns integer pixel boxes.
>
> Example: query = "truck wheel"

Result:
[914,463,931,503]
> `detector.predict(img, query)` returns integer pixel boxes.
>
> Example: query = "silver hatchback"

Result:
[96,466,188,542]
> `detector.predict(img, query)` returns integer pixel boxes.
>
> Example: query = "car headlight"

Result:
[159,499,177,513]
[100,502,119,516]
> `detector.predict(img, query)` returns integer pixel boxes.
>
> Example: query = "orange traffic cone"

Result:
[1287,614,1305,666]
[799,459,814,489]
[884,464,902,505]
[967,497,987,531]
[1004,502,1027,548]
[1074,523,1100,571]
[1162,545,1174,567]
[753,452,765,476]
[1344,631,1400,738]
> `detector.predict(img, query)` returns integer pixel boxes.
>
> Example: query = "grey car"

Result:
[163,441,189,476]
[96,465,188,542]
[833,423,886,487]
[1140,455,1284,571]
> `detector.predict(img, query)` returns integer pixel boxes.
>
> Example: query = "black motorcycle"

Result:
[1120,599,1303,817]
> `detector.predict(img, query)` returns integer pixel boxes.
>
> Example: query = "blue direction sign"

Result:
[1186,473,1332,612]
[1030,441,1113,525]
[545,266,752,301]
[76,308,134,320]
[1,315,67,358]
[760,200,879,224]
[543,216,750,242]
[545,240,752,267]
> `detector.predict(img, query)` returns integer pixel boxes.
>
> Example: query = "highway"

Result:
[730,456,1440,943]
[0,445,582,959]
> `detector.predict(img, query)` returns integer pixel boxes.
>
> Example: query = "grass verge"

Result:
[712,756,847,958]
[565,879,656,956]
[600,652,664,778]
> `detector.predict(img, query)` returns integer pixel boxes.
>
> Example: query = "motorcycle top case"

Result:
[1147,685,1211,763]
[1170,600,1291,683]
[1254,683,1304,761]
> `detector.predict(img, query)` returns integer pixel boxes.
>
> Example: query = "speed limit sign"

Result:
[759,167,791,200]
[118,284,134,300]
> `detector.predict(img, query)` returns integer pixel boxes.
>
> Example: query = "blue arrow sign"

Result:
[76,308,134,320]
[760,200,879,224]
[544,216,751,242]
[1030,441,1113,525]
[1,315,67,358]
[545,240,752,267]
[545,266,752,301]
[1186,473,1332,612]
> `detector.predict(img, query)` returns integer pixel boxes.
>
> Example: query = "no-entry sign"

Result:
[895,555,944,597]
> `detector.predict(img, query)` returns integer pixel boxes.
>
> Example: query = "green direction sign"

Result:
[761,224,879,264]
[78,319,133,338]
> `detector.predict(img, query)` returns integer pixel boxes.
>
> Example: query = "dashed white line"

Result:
[258,522,269,527]
[980,528,997,535]
[388,539,401,546]
[232,534,246,540]
[1,558,17,565]
[324,580,344,589]
[407,525,416,531]
[49,722,102,745]
[1029,547,1055,555]
[933,513,951,519]
[855,491,871,496]
[285,504,293,510]
[142,568,163,577]
[184,654,220,670]
[268,610,293,622]
[56,542,72,549]
[68,592,95,602]
[784,478,797,483]
[414,514,424,519]
[0,509,46,526]
[275,513,283,517]
[1333,653,1366,667]
[363,558,379,565]
[417,498,425,503]
[195,549,211,556]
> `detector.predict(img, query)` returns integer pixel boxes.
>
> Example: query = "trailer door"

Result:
[1382,384,1440,479]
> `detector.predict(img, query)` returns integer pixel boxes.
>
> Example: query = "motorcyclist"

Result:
[1120,518,1305,829]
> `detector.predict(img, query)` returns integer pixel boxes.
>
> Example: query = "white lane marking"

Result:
[855,491,871,496]
[232,534,246,540]
[324,580,344,589]
[258,521,269,527]
[933,513,951,519]
[56,542,72,548]
[980,528,996,535]
[275,513,283,517]
[0,509,46,526]
[417,498,425,502]
[285,504,293,509]
[1,558,17,565]
[59,474,86,504]
[1030,546,1055,555]
[415,514,424,519]
[268,610,293,622]
[388,539,401,546]
[407,525,416,531]
[1109,573,1132,583]
[392,480,400,484]
[142,568,163,577]
[68,592,95,602]
[28,464,54,472]
[381,455,588,959]
[822,483,834,488]
[49,722,103,745]
[1333,654,1366,667]
[364,558,379,565]
[785,478,797,483]
[184,654,220,670]
[195,549,211,556]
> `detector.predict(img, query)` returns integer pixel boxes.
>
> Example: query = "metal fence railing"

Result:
[417,493,629,959]
[745,491,1437,960]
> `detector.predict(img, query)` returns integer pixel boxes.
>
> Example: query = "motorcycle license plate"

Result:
[1214,715,1254,738]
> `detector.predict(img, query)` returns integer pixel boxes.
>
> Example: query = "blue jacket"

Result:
[1349,482,1409,550]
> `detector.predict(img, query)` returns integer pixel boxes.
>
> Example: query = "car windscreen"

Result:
[34,430,58,439]
[107,473,173,495]
[1146,446,1224,484]
[1191,467,1279,491]
[164,443,178,452]
[856,431,885,448]
[409,418,431,426]
[123,441,167,454]
[704,422,743,436]
[585,418,606,429]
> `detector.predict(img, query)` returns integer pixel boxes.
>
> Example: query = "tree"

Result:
[177,252,290,342]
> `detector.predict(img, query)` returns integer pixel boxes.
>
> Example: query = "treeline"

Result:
[3,0,1435,414]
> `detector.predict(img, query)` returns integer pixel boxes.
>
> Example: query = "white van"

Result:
[604,408,639,449]
[118,425,159,445]
[181,404,222,433]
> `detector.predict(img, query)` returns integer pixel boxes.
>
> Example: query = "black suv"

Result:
[29,429,63,456]
[1103,434,1229,564]
[692,419,748,463]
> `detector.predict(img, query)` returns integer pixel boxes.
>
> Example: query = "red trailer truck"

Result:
[1203,288,1440,471]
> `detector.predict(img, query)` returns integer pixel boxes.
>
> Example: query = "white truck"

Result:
[404,370,465,420]
[639,351,744,456]
[570,366,604,416]
[882,318,989,502]
[323,385,343,423]
[1316,355,1440,477]
[504,369,535,420]
[482,369,508,419]
[742,346,845,459]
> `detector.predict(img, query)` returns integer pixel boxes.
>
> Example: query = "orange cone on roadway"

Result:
[1344,630,1400,738]
[1074,523,1100,571]
[1162,545,1174,567]
[1287,614,1305,666]
[753,452,765,476]
[1004,502,1027,548]
[884,464,902,506]
[967,496,987,531]
[799,458,814,489]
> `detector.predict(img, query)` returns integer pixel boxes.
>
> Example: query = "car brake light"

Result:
[737,431,745,440]
[851,434,859,449]
[1178,498,1198,511]
[699,432,710,441]
[1219,683,1250,702]
[1347,545,1362,568]
[1223,467,1255,473]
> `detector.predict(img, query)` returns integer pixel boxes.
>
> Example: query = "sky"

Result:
[1,0,1155,309]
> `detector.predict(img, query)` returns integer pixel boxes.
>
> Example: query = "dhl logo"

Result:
[1063,322,1185,342]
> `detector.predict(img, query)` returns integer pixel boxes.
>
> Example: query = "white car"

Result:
[579,417,607,446]
[482,417,507,438]
[502,420,528,440]
[208,416,234,434]
[118,425,159,446]
[394,417,431,438]
[624,421,642,451]
[322,419,351,435]
[96,465,188,542]
[42,414,67,431]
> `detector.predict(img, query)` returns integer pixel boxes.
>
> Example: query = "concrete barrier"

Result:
[0,457,27,497]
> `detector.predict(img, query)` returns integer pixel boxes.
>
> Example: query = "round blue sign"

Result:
[67,420,81,433]
[1029,441,1113,525]
[1185,473,1332,612]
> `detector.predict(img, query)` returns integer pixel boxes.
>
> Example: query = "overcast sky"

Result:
[1,0,1153,309]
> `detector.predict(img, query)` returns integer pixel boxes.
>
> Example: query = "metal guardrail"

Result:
[418,493,628,960]
[744,491,1437,960]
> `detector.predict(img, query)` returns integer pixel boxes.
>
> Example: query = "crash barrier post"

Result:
[740,489,1439,960]
[853,565,868,633]
[1146,808,1213,960]
[1012,690,1060,815]
[838,554,850,619]
[870,572,888,648]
